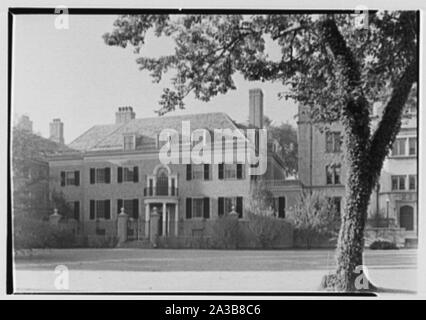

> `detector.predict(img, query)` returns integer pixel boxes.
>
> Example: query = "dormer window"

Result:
[123,134,136,151]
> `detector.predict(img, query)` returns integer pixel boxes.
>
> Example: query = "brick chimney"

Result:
[115,106,136,124]
[49,118,64,144]
[249,88,264,129]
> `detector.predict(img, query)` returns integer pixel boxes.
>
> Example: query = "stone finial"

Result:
[119,207,127,216]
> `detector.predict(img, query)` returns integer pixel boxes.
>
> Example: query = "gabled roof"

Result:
[69,112,243,152]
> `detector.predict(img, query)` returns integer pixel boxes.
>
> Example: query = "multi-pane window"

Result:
[186,164,210,180]
[90,168,111,184]
[325,132,341,153]
[96,169,106,183]
[192,198,205,218]
[409,138,417,155]
[224,164,237,179]
[218,196,243,218]
[123,135,135,150]
[60,171,80,186]
[192,165,204,180]
[218,163,243,180]
[185,197,210,219]
[409,175,417,190]
[326,165,341,185]
[117,166,139,183]
[391,175,406,191]
[90,200,111,220]
[392,138,406,156]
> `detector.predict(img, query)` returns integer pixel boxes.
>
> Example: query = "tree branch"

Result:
[368,60,418,179]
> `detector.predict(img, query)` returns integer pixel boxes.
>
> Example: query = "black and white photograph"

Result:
[4,1,425,301]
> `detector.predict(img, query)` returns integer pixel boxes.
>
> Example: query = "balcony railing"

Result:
[144,186,179,197]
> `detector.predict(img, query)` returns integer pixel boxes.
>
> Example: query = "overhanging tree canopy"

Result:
[103,12,418,291]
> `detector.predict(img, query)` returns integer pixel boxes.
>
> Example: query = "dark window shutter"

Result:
[117,199,123,214]
[278,197,286,218]
[133,199,139,219]
[105,168,111,184]
[218,197,224,216]
[74,171,80,186]
[74,201,80,220]
[90,200,95,219]
[204,164,210,180]
[236,164,243,179]
[186,198,192,219]
[117,167,123,183]
[186,164,192,181]
[104,200,111,219]
[133,166,139,183]
[60,171,65,186]
[203,197,210,219]
[218,163,224,180]
[90,168,95,184]
[236,197,243,218]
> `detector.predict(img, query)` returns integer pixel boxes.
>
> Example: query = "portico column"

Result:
[145,204,150,238]
[175,204,179,237]
[162,202,167,236]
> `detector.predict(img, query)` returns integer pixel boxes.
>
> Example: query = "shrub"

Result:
[369,239,398,250]
[288,191,340,249]
[14,215,77,250]
[246,212,286,249]
[210,215,241,249]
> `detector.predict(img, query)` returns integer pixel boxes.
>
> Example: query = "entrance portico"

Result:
[144,164,179,238]
[144,199,179,237]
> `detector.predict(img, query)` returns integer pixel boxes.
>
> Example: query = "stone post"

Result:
[150,207,160,247]
[49,208,62,225]
[117,207,128,244]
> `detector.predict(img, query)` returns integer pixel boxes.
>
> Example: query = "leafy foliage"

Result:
[289,191,340,249]
[246,179,275,216]
[104,12,418,291]
[263,116,298,176]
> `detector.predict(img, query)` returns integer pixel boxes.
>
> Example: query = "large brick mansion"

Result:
[15,88,417,246]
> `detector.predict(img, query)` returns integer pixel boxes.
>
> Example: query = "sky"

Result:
[12,14,298,144]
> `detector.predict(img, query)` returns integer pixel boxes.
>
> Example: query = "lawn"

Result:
[13,248,418,294]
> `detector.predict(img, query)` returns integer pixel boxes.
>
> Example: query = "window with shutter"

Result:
[218,197,224,216]
[74,201,80,220]
[90,168,95,184]
[236,197,243,218]
[105,168,111,184]
[203,197,210,219]
[133,199,139,219]
[117,199,123,214]
[236,164,243,179]
[74,171,80,186]
[218,163,224,180]
[204,164,210,180]
[186,198,192,219]
[60,171,65,186]
[90,200,95,220]
[117,167,123,183]
[104,200,111,219]
[278,197,286,218]
[133,166,139,182]
[186,164,192,181]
